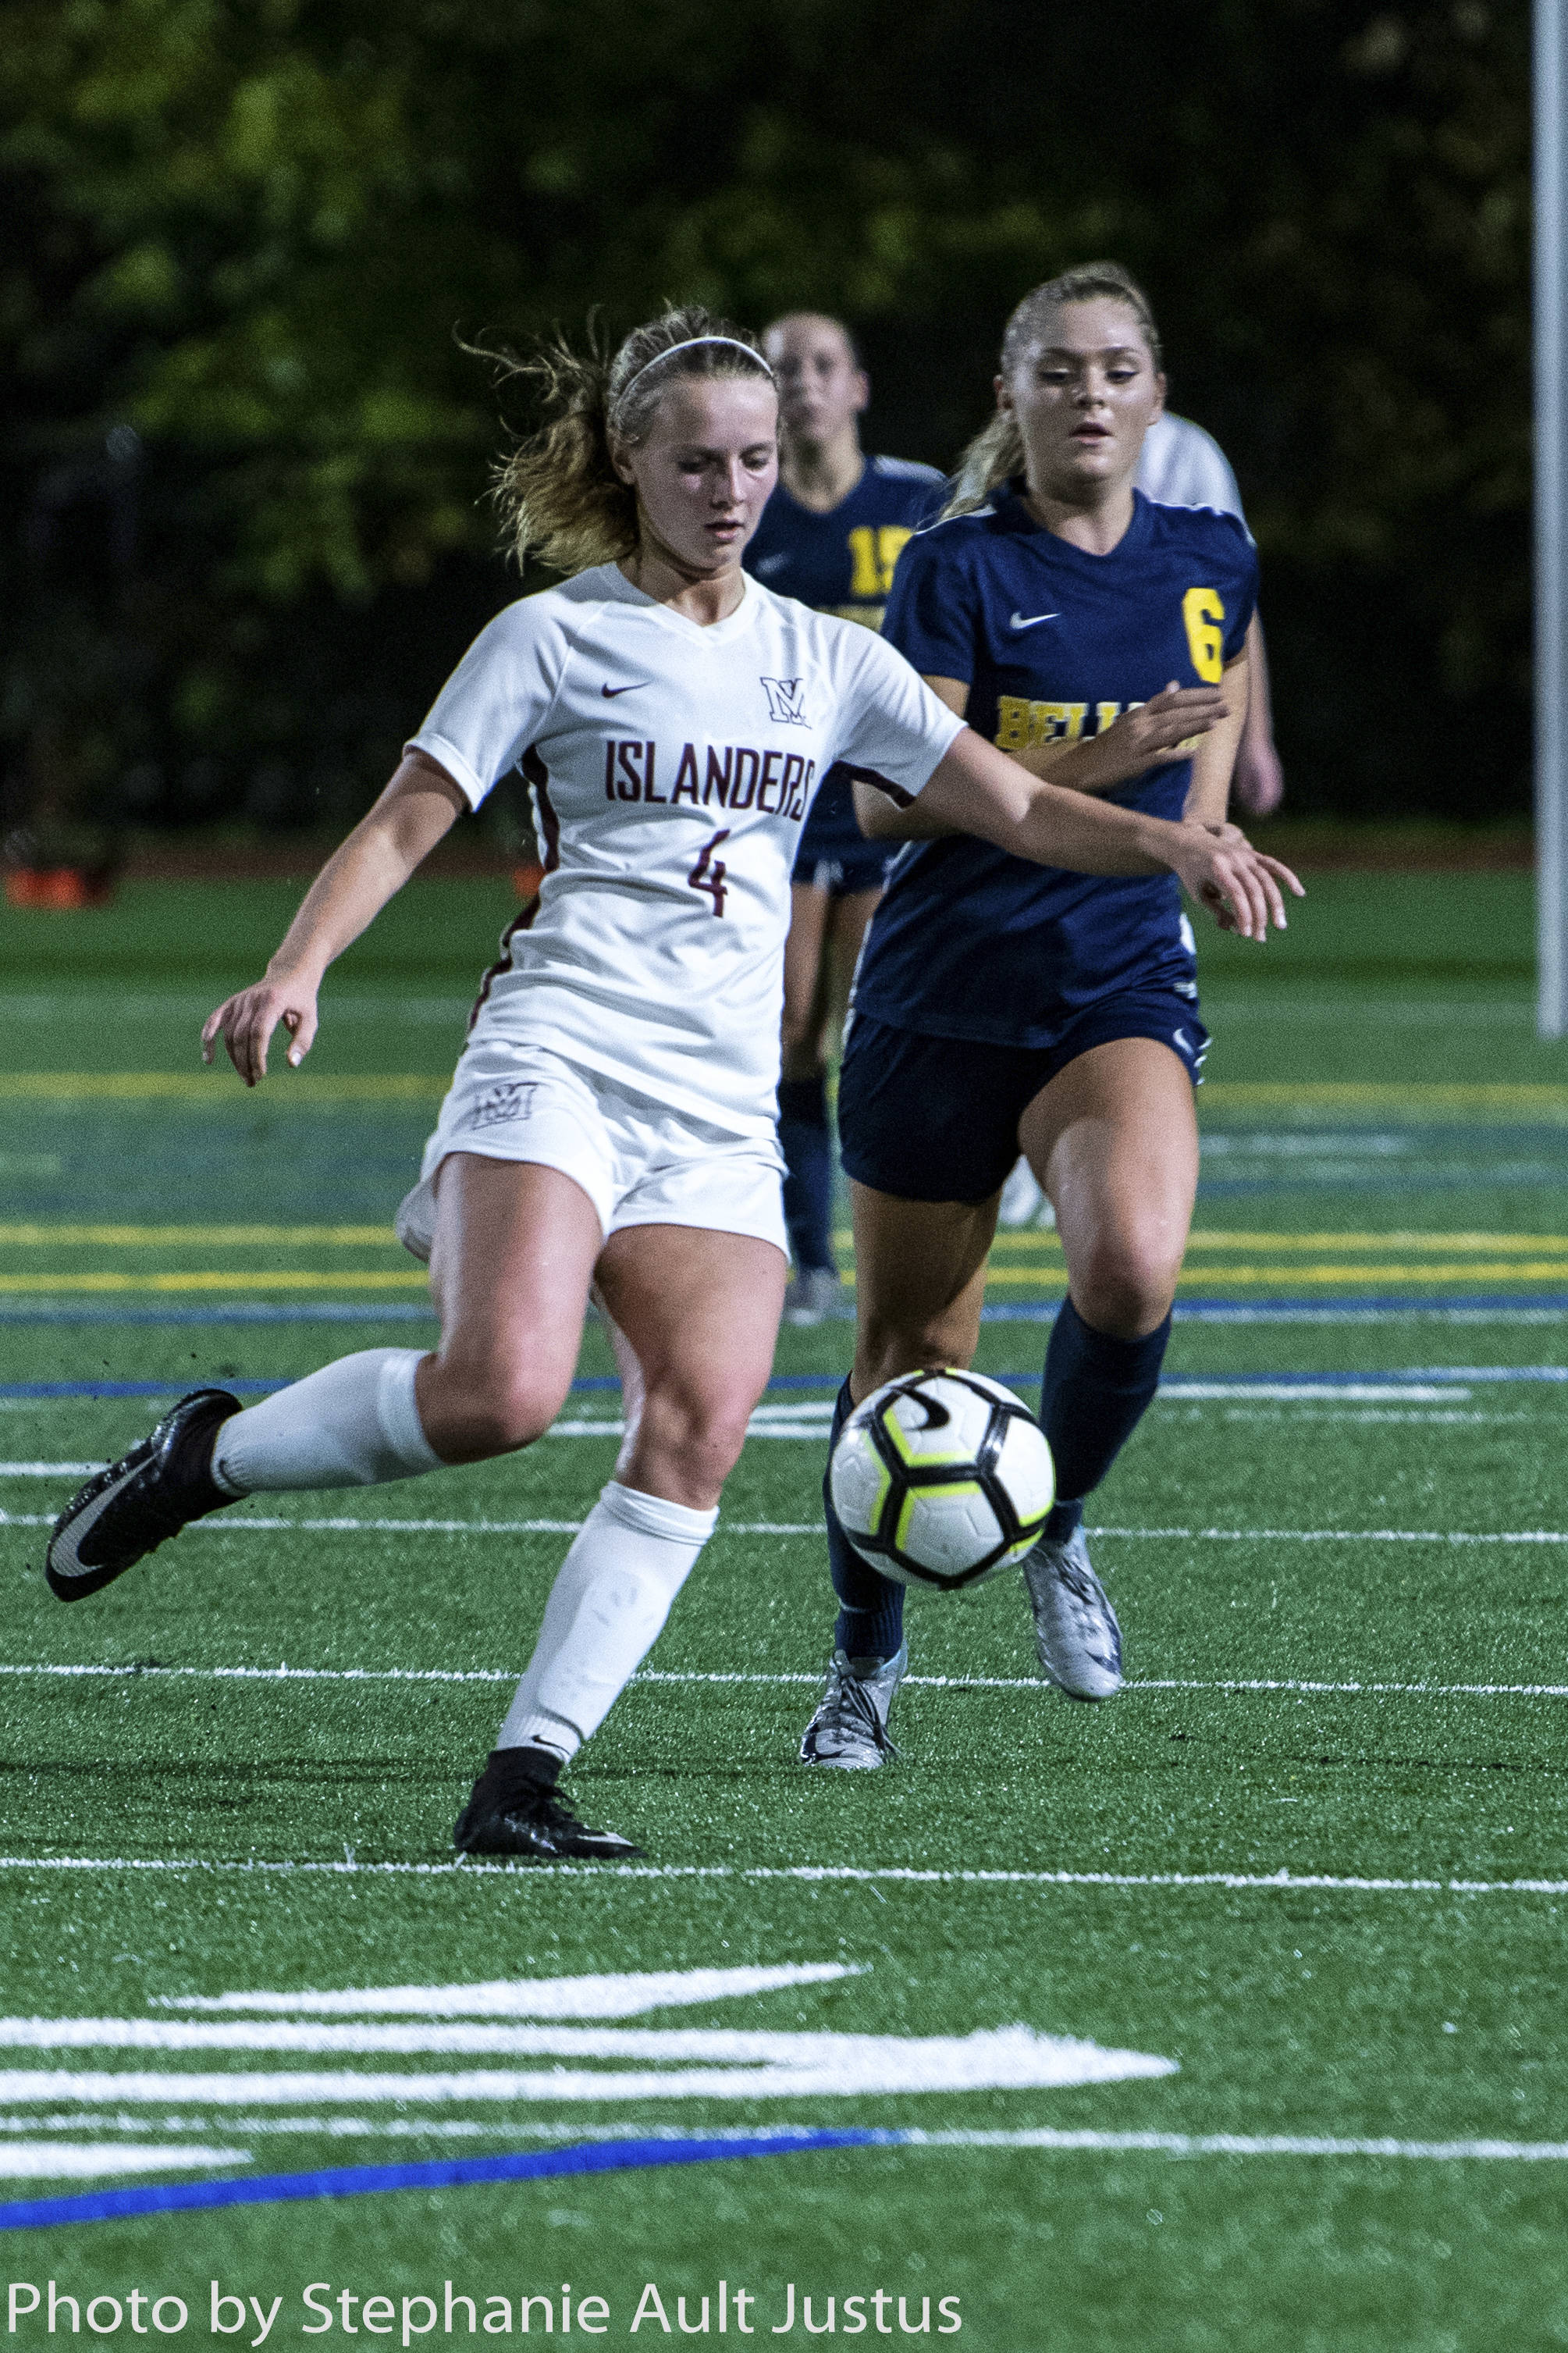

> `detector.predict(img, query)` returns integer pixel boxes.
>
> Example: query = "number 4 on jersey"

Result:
[687,828,731,917]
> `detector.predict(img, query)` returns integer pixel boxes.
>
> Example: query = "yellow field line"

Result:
[989,1231,1568,1255]
[2,1224,1543,1255]
[0,1262,1559,1296]
[1201,1082,1568,1113]
[973,1262,1568,1289]
[0,1272,429,1294]
[0,1225,397,1248]
[0,1073,444,1102]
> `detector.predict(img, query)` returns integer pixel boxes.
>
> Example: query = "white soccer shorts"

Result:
[395,1040,788,1264]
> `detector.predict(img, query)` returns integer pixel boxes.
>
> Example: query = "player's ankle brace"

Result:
[1040,1301,1172,1519]
[825,1377,905,1661]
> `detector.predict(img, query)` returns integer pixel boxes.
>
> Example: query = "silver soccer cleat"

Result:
[1022,1526,1123,1700]
[782,1266,843,1326]
[798,1643,908,1767]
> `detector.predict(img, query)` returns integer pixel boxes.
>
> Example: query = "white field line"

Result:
[5,2116,1566,2165]
[0,2020,1142,2065]
[3,1664,1567,1701]
[0,1859,1563,1896]
[160,1963,859,2019]
[0,1513,810,1535]
[901,2127,1568,2163]
[0,2031,1172,2102]
[0,2142,247,2179]
[7,1510,1568,1544]
[1157,1383,1471,1401]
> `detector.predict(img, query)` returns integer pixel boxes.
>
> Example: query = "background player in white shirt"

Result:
[44,305,1298,1865]
[1137,411,1284,818]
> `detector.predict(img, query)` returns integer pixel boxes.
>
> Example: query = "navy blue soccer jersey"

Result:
[744,454,946,632]
[851,482,1259,1047]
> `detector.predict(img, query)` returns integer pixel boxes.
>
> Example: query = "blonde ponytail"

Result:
[944,412,1026,518]
[480,306,774,577]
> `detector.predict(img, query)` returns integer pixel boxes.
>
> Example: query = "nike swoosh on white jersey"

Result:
[1008,610,1060,630]
[601,682,651,698]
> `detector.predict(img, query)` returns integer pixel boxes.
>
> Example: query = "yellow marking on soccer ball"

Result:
[894,1479,985,1561]
[860,1454,893,1539]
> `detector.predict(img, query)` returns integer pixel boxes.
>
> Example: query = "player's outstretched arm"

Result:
[1012,677,1237,799]
[201,752,467,1086]
[905,727,1303,941]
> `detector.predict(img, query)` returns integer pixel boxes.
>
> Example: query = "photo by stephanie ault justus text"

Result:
[7,2284,965,2340]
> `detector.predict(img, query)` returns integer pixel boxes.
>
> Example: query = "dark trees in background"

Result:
[0,0,1529,835]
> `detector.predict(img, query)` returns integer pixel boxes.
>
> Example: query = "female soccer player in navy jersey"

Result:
[744,313,945,1321]
[802,262,1296,1767]
[43,302,1294,1863]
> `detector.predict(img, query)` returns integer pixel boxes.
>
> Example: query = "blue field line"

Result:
[2,1294,1568,1330]
[5,1365,1568,1405]
[983,1296,1568,1322]
[0,2129,888,2231]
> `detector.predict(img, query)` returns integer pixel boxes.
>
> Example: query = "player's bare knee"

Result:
[421,1358,563,1459]
[637,1387,752,1490]
[1073,1235,1179,1338]
[857,1315,972,1395]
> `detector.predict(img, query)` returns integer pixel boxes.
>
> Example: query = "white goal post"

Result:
[1537,0,1568,1033]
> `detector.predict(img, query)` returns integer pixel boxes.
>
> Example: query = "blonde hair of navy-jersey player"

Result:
[43,297,1298,1860]
[743,311,945,1321]
[799,261,1302,1771]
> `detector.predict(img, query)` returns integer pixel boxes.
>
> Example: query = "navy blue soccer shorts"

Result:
[837,995,1211,1205]
[791,767,897,899]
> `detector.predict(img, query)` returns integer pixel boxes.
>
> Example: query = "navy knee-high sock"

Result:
[779,1072,835,1275]
[824,1377,905,1661]
[1040,1298,1172,1542]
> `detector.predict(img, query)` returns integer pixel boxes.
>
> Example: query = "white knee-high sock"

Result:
[498,1479,716,1760]
[211,1348,443,1494]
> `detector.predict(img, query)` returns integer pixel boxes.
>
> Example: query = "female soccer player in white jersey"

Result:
[44,303,1297,1862]
[801,264,1298,1769]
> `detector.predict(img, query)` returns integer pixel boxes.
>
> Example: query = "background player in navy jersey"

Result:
[744,313,945,1322]
[802,262,1297,1767]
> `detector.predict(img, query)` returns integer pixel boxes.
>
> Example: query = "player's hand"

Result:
[201,975,321,1086]
[1095,682,1229,781]
[1165,820,1303,941]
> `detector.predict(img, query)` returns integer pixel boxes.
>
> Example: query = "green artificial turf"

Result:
[3,871,1568,2350]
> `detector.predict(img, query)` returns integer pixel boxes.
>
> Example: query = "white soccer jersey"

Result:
[1136,413,1245,521]
[408,563,963,1136]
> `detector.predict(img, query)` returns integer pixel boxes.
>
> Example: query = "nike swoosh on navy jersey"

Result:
[1008,610,1060,630]
[601,682,651,698]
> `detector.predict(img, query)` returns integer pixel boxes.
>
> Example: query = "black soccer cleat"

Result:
[45,1388,240,1602]
[453,1783,643,1864]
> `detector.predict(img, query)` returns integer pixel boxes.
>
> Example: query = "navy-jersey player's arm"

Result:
[852,675,1239,838]
[863,518,1249,814]
[852,717,1297,938]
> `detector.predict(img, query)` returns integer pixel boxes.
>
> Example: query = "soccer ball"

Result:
[829,1368,1054,1592]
